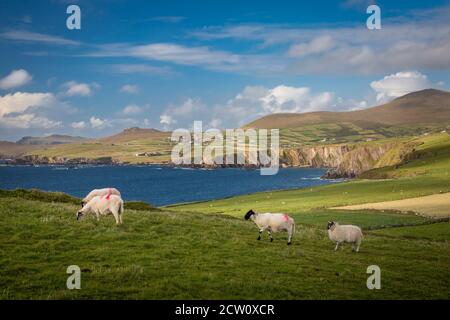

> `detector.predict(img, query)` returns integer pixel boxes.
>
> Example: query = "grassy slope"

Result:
[0,195,448,299]
[168,133,450,217]
[1,134,449,299]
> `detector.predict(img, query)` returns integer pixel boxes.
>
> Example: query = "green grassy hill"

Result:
[0,189,448,299]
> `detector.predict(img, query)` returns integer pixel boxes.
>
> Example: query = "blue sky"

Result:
[1,0,450,141]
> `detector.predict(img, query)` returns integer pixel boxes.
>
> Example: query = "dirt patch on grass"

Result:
[332,192,450,218]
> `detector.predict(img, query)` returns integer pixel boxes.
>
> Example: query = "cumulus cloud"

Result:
[119,84,139,94]
[160,114,176,127]
[0,69,32,90]
[89,116,108,129]
[159,85,365,129]
[61,81,98,97]
[0,91,62,129]
[370,71,431,103]
[71,121,86,129]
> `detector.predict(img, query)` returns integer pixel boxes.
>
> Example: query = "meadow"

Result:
[0,133,449,299]
[0,191,448,299]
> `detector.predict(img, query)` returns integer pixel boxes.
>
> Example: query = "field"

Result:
[1,133,449,300]
[0,191,448,299]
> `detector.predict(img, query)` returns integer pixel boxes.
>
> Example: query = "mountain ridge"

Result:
[245,89,450,129]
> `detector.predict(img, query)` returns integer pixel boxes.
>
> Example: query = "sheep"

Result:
[327,221,363,252]
[81,187,121,207]
[244,209,295,245]
[76,194,124,225]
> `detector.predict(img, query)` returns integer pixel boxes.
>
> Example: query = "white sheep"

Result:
[244,209,295,245]
[77,194,124,225]
[81,187,121,207]
[327,221,363,252]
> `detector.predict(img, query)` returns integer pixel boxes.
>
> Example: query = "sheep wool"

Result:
[245,209,295,245]
[327,221,363,252]
[81,188,121,207]
[77,194,124,225]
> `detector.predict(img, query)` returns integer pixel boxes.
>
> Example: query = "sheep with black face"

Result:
[327,221,363,252]
[244,209,295,245]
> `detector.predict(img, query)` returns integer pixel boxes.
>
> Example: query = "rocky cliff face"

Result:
[281,141,412,178]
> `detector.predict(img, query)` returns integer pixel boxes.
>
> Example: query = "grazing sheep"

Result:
[244,209,295,245]
[81,187,121,207]
[77,194,124,225]
[327,221,363,252]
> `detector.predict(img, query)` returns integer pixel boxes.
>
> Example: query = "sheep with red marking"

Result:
[76,194,124,225]
[81,187,121,207]
[244,209,295,245]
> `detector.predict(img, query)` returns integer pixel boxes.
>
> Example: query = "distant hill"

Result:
[100,127,169,143]
[17,134,88,145]
[0,141,40,157]
[245,89,450,129]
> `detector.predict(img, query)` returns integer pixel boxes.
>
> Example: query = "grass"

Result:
[0,195,448,299]
[1,133,449,299]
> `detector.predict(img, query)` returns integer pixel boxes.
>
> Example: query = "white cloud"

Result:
[90,116,108,129]
[160,114,176,126]
[0,92,62,129]
[61,81,95,97]
[159,85,362,130]
[287,35,335,57]
[191,7,450,75]
[0,92,55,117]
[0,30,80,46]
[71,121,86,129]
[0,69,32,90]
[259,85,335,113]
[370,71,431,103]
[119,84,139,94]
[122,104,142,115]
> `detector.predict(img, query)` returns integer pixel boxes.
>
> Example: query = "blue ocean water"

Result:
[0,165,339,206]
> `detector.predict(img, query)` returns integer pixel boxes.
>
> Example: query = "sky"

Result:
[1,0,450,141]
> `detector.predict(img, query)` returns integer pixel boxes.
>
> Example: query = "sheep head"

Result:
[76,210,84,221]
[244,209,256,220]
[327,221,337,231]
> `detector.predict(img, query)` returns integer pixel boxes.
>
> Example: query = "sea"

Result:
[0,165,341,206]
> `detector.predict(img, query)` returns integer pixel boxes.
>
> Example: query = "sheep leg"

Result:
[95,210,100,221]
[112,212,120,225]
[286,230,292,245]
[257,230,263,241]
[334,242,339,251]
[267,230,273,242]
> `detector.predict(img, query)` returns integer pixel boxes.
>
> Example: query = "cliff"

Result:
[281,140,417,178]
